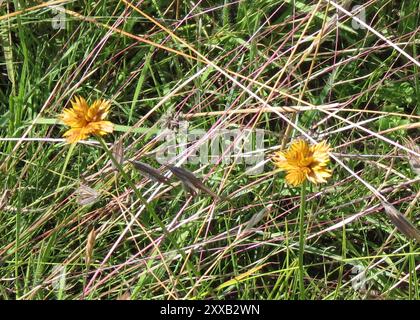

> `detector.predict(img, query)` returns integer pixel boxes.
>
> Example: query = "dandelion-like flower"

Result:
[273,139,332,186]
[60,96,114,143]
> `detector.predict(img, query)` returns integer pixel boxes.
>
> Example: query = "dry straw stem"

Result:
[327,0,420,68]
[0,0,69,20]
[50,1,420,160]
[42,5,200,63]
[184,104,340,118]
[55,4,307,111]
[184,106,420,119]
[118,0,420,165]
[5,2,420,161]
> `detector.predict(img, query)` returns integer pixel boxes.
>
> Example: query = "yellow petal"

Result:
[71,96,89,116]
[97,121,114,133]
[274,139,332,187]
[59,96,114,142]
[290,139,310,155]
[87,99,111,121]
[272,151,296,171]
[285,168,308,186]
[310,140,330,165]
[307,167,332,184]
[63,127,89,144]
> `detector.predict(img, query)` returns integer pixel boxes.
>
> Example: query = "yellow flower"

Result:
[273,139,332,186]
[60,96,114,143]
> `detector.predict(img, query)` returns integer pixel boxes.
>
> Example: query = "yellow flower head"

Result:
[273,139,332,186]
[60,96,114,143]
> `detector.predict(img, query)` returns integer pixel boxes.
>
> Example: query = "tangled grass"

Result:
[0,0,419,299]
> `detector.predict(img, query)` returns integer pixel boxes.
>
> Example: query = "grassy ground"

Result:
[0,0,419,300]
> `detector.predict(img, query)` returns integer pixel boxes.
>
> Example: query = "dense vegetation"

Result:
[0,0,419,299]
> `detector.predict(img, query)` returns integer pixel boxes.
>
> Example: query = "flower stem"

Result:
[58,142,76,190]
[298,181,307,300]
